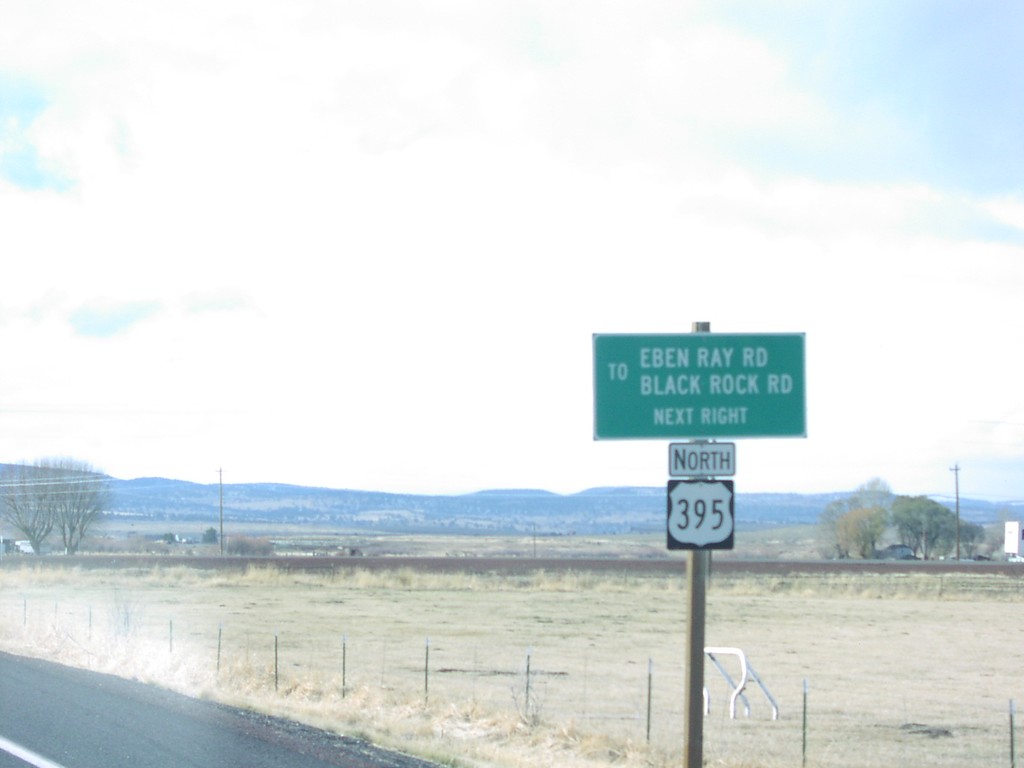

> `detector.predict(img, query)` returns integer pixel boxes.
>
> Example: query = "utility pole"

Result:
[218,468,224,556]
[950,463,960,560]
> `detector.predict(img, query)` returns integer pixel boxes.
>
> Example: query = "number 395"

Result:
[672,498,725,531]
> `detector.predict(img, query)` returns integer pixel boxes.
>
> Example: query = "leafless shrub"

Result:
[510,652,545,727]
[226,536,274,556]
[109,590,143,639]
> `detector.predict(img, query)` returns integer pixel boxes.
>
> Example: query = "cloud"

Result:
[68,300,162,337]
[182,291,255,315]
[1,0,1023,499]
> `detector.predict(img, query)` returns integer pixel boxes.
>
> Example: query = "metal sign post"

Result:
[684,321,710,768]
[685,549,708,768]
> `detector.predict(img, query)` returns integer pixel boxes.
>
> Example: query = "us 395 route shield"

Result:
[667,479,735,550]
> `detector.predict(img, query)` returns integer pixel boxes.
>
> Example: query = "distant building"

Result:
[13,540,53,555]
[1005,522,1024,561]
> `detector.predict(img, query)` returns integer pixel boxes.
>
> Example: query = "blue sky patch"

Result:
[0,74,72,191]
[69,302,162,338]
[704,2,1024,197]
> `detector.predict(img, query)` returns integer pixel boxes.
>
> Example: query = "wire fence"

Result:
[2,590,1022,768]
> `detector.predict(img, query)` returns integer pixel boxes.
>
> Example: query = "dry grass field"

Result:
[1,549,1023,767]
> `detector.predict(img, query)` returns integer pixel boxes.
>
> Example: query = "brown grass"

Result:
[0,560,1022,767]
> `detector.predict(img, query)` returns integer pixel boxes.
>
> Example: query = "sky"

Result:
[2,1,1024,503]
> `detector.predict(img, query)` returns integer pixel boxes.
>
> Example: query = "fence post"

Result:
[802,679,809,767]
[646,658,653,744]
[424,637,430,704]
[525,647,533,721]
[342,635,347,699]
[1011,698,1016,768]
[274,631,279,692]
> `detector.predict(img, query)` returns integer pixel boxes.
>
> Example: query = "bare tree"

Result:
[818,499,848,558]
[52,458,110,554]
[2,463,56,554]
[1,458,110,554]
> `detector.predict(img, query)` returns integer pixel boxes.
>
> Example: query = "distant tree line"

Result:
[1,458,110,554]
[818,478,986,559]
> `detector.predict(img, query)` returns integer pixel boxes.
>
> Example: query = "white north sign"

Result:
[668,442,736,477]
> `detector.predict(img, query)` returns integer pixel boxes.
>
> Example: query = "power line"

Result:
[0,476,109,489]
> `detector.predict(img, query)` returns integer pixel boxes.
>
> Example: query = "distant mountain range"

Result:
[103,477,1019,535]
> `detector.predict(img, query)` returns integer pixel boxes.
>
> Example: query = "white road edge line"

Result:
[0,736,67,768]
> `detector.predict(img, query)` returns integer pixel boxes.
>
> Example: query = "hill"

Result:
[103,477,1016,536]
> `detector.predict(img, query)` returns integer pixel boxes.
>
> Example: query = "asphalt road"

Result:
[0,652,439,768]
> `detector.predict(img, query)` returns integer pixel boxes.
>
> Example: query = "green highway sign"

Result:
[593,333,806,439]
